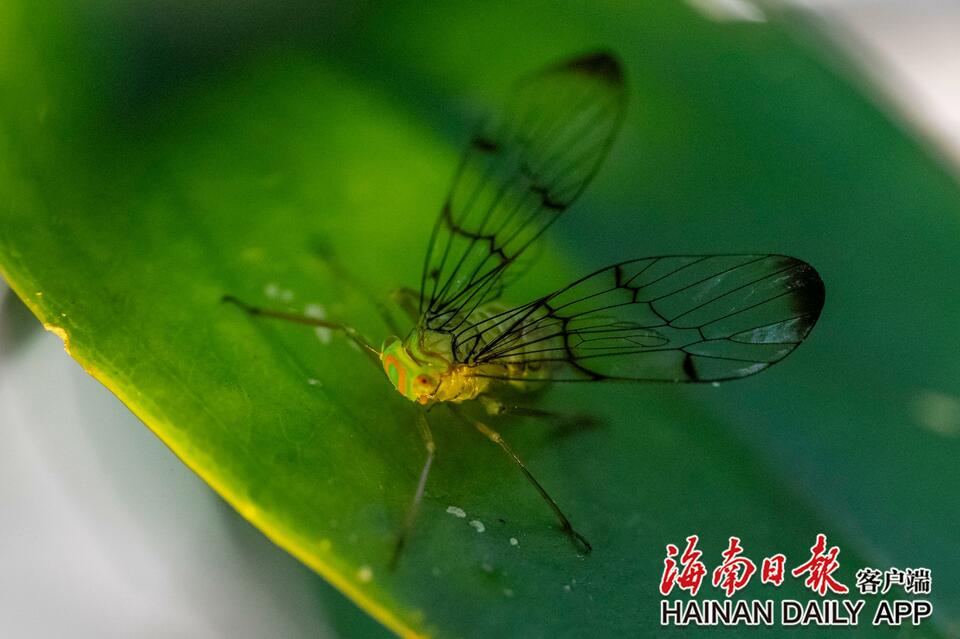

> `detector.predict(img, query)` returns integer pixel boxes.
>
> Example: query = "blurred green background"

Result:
[1,1,959,637]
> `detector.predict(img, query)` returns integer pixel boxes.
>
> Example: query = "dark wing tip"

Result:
[562,51,624,85]
[789,260,826,315]
[780,257,826,341]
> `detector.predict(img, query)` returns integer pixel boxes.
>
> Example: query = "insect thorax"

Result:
[433,302,553,398]
[413,327,501,404]
[381,302,549,405]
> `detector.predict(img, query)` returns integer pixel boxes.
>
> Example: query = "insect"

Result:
[224,52,825,566]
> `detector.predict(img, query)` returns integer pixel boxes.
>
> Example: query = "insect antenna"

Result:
[221,295,380,364]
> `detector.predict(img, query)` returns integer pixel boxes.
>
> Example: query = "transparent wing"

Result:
[452,255,825,382]
[419,52,627,333]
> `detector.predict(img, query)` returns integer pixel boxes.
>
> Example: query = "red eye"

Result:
[416,375,429,385]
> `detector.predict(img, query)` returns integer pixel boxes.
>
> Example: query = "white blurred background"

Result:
[1,1,958,637]
[0,293,340,636]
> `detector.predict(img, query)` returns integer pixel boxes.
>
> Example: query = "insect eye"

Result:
[416,375,430,385]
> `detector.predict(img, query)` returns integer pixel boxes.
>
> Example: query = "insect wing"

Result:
[455,255,825,382]
[419,53,627,334]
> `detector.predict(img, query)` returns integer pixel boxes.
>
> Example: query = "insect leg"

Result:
[221,295,380,366]
[368,300,403,337]
[310,241,408,335]
[479,396,600,435]
[390,410,436,569]
[388,287,421,324]
[447,404,592,554]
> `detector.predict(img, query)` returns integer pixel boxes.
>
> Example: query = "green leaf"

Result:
[2,2,957,637]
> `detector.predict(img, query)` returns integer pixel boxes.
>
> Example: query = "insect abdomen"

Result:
[458,303,557,383]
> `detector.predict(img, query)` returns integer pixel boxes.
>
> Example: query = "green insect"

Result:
[224,52,825,566]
